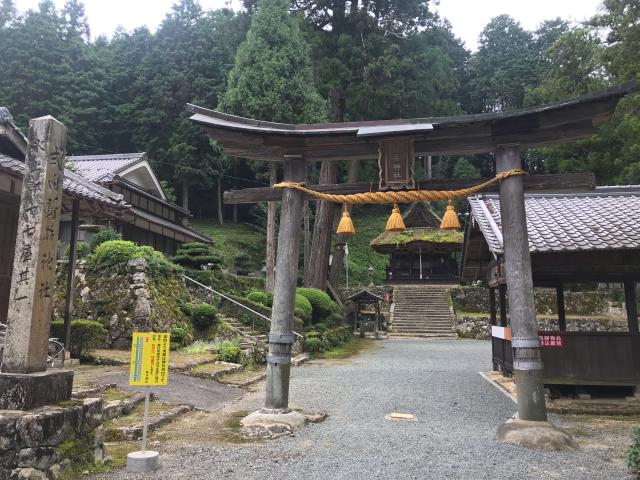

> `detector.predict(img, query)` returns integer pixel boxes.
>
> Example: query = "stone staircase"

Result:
[221,316,268,352]
[390,285,456,338]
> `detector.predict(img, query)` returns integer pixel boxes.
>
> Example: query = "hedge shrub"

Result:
[246,290,273,307]
[191,303,218,328]
[304,337,324,354]
[170,325,191,349]
[294,294,313,323]
[627,427,640,474]
[88,228,122,252]
[296,288,339,323]
[172,242,222,270]
[86,240,180,277]
[50,319,107,357]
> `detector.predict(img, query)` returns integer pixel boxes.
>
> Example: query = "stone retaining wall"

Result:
[455,315,629,340]
[0,398,105,479]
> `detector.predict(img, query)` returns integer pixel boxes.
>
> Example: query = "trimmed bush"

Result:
[192,303,218,328]
[296,288,339,323]
[217,342,242,363]
[326,312,344,327]
[88,228,122,252]
[65,242,90,260]
[86,240,180,277]
[172,242,222,270]
[50,319,107,357]
[304,336,325,354]
[246,290,273,307]
[170,325,190,349]
[294,294,313,323]
[234,252,252,275]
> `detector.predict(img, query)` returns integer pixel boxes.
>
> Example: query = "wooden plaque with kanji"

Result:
[378,137,415,190]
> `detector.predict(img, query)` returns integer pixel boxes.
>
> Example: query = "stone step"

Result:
[388,333,457,338]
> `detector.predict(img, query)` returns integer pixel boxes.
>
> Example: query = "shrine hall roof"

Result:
[468,186,640,255]
[188,81,636,161]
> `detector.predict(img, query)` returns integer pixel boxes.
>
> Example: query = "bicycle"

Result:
[0,323,65,368]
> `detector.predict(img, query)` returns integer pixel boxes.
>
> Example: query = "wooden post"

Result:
[264,156,305,410]
[489,287,497,326]
[499,284,507,327]
[2,116,67,374]
[556,285,566,331]
[623,279,640,375]
[265,163,277,293]
[496,144,547,422]
[63,199,80,353]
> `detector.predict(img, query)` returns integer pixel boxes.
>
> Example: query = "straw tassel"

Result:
[385,204,405,232]
[336,204,355,236]
[440,199,460,230]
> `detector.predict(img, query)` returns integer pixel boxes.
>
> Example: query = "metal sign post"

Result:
[126,332,170,473]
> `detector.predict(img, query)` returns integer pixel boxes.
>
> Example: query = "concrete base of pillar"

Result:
[240,408,306,439]
[497,417,577,451]
[0,370,74,410]
[126,451,159,473]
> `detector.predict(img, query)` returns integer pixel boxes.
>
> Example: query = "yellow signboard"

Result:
[129,332,170,386]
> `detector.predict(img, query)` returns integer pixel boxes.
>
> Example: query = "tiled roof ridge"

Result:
[67,152,146,161]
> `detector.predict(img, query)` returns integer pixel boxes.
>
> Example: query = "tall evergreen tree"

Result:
[219,0,327,291]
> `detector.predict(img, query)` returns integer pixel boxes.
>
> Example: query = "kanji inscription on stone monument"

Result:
[1,116,67,374]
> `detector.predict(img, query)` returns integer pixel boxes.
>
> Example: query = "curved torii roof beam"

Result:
[188,81,637,163]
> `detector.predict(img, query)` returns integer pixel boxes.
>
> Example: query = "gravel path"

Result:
[98,370,243,411]
[102,339,627,479]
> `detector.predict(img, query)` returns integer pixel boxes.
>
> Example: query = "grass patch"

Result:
[218,366,266,386]
[102,387,131,402]
[191,362,236,375]
[220,410,253,443]
[191,221,264,271]
[103,442,138,470]
[321,338,378,360]
[180,341,218,355]
[108,401,174,428]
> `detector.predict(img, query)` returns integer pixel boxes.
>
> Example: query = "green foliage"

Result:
[86,240,180,277]
[50,319,107,357]
[297,288,339,323]
[172,242,222,270]
[89,228,123,252]
[453,157,480,178]
[217,341,242,363]
[219,0,326,123]
[294,294,313,323]
[65,241,91,260]
[170,325,191,349]
[326,312,344,327]
[191,303,218,328]
[219,293,304,334]
[304,336,325,354]
[626,426,640,473]
[246,290,273,307]
[234,252,253,276]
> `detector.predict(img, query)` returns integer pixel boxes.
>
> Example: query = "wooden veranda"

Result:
[189,81,637,424]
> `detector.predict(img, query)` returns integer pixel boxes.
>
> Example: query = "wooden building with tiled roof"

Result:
[370,202,463,283]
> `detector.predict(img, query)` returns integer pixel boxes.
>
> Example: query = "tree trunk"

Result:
[303,199,310,282]
[265,163,277,293]
[232,158,238,223]
[306,160,338,289]
[217,177,224,226]
[181,181,190,226]
[328,159,360,288]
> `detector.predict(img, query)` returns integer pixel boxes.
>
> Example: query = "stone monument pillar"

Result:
[0,116,74,409]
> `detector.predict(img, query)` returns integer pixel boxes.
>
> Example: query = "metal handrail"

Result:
[182,275,303,338]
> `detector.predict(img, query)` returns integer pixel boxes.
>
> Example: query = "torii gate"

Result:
[188,81,636,444]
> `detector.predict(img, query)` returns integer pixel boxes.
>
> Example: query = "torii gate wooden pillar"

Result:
[187,81,636,436]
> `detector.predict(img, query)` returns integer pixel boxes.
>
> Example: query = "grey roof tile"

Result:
[468,187,640,254]
[67,153,145,182]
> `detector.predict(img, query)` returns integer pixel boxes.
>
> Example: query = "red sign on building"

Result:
[539,334,564,348]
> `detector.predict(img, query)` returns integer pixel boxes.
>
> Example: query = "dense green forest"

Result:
[0,0,638,218]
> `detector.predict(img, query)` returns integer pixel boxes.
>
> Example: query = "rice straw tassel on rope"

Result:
[440,199,461,230]
[385,204,405,232]
[336,204,355,236]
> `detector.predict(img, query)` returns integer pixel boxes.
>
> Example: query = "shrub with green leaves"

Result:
[217,342,242,363]
[246,290,273,307]
[304,336,325,354]
[86,240,180,277]
[65,241,91,260]
[170,325,191,349]
[296,288,339,323]
[50,319,107,357]
[294,294,313,323]
[234,252,252,275]
[172,242,222,270]
[627,427,640,474]
[88,228,122,252]
[191,303,218,328]
[326,312,344,327]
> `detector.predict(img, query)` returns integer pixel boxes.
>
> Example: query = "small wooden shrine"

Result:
[347,289,384,337]
[370,202,463,283]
